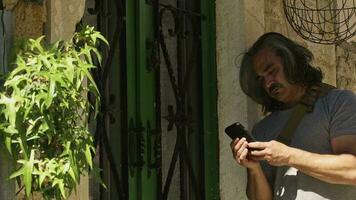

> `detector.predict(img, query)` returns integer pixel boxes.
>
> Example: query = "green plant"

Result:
[0,26,107,199]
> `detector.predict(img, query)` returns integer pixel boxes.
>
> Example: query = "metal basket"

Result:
[283,0,356,44]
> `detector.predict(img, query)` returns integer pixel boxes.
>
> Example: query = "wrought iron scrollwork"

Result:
[146,39,160,71]
[88,0,111,17]
[87,0,101,15]
[153,1,205,199]
[88,0,126,198]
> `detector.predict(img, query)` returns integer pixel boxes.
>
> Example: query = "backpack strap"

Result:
[276,83,335,145]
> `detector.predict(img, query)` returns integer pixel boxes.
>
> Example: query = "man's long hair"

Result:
[239,32,323,112]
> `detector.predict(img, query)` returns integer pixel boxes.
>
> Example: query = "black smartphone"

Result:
[224,122,256,142]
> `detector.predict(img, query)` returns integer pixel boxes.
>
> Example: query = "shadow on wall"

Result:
[0,10,15,200]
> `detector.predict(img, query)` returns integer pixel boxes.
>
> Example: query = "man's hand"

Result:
[248,140,293,166]
[230,137,260,169]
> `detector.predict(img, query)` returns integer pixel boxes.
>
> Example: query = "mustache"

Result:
[268,83,283,94]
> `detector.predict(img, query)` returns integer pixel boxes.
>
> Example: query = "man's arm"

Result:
[289,134,356,185]
[249,135,356,185]
[231,138,272,200]
[246,164,273,200]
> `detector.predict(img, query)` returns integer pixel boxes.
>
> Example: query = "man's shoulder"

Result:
[324,88,354,98]
[320,88,355,106]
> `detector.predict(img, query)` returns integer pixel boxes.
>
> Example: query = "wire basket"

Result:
[283,0,356,44]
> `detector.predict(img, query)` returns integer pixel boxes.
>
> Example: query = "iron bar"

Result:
[162,138,180,199]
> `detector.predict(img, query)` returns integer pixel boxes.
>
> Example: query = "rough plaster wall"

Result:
[244,0,265,129]
[0,141,15,199]
[3,0,19,10]
[335,0,356,92]
[215,1,266,199]
[45,0,86,42]
[336,46,356,91]
[0,11,15,200]
[13,1,46,39]
[216,0,249,199]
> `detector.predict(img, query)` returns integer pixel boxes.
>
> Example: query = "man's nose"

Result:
[264,76,275,89]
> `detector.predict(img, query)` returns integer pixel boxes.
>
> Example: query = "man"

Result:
[230,32,356,200]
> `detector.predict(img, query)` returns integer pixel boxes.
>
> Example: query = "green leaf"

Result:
[26,135,40,141]
[64,57,75,83]
[24,150,35,198]
[94,32,109,46]
[5,137,12,155]
[84,144,93,168]
[25,117,42,136]
[29,36,45,53]
[45,78,56,107]
[52,179,66,198]
[0,95,18,129]
[90,167,107,190]
[68,168,78,184]
[38,54,52,70]
[10,150,35,198]
[81,65,99,94]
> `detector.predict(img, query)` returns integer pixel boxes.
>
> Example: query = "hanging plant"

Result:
[0,25,107,199]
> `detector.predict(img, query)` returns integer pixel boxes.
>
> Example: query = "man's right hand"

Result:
[230,137,260,169]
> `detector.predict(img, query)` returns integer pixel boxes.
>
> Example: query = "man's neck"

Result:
[284,85,307,108]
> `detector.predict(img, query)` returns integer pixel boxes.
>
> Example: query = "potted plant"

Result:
[0,25,107,199]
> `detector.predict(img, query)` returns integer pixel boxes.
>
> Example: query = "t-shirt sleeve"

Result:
[329,90,356,138]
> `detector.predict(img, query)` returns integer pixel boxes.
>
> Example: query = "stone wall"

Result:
[216,0,249,199]
[13,1,46,39]
[4,0,85,42]
[336,44,356,91]
[3,0,46,40]
[45,0,86,42]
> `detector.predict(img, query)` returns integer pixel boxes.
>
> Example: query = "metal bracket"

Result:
[128,119,145,177]
[146,39,160,72]
[163,105,175,131]
[145,0,153,4]
[146,121,161,178]
[108,94,117,124]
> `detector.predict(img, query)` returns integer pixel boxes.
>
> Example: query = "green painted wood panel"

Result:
[126,0,157,199]
[201,0,219,199]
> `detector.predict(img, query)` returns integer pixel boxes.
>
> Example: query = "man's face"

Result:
[252,48,304,105]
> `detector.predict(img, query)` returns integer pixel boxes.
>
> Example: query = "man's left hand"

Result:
[248,140,293,166]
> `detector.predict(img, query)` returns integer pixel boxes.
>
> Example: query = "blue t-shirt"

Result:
[252,89,356,200]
